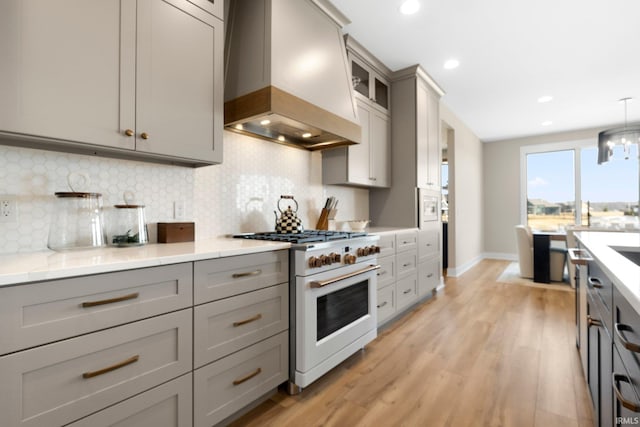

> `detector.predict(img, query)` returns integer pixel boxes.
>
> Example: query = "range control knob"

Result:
[329,252,341,263]
[369,245,380,254]
[308,256,323,268]
[344,254,357,264]
[357,248,365,257]
[320,255,332,265]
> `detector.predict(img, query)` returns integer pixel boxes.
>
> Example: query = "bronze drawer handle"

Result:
[613,373,640,412]
[82,355,139,379]
[81,292,139,308]
[233,367,262,385]
[233,313,262,327]
[587,315,602,327]
[588,277,603,289]
[377,301,388,308]
[232,269,262,279]
[615,323,640,353]
[403,289,412,295]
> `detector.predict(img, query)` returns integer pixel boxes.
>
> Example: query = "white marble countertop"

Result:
[0,238,291,287]
[575,231,640,314]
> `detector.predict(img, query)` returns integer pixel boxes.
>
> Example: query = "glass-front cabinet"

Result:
[350,55,389,111]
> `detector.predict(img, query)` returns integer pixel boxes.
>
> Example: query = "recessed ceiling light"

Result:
[302,132,312,138]
[234,124,244,130]
[541,121,553,126]
[400,0,420,15]
[538,95,553,103]
[443,59,459,70]
[278,135,285,142]
[260,119,271,125]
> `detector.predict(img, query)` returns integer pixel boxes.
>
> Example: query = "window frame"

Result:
[519,139,593,227]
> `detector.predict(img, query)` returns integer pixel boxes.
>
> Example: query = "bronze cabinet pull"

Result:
[81,292,140,308]
[233,313,262,327]
[588,277,603,289]
[310,264,380,288]
[82,355,139,379]
[587,315,602,327]
[403,289,412,294]
[124,129,134,136]
[232,269,262,279]
[615,323,640,353]
[613,373,640,412]
[377,301,388,308]
[232,367,262,385]
[140,132,149,140]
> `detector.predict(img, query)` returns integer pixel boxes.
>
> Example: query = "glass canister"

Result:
[108,204,149,247]
[47,192,107,250]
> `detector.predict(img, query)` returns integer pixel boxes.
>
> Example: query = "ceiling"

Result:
[331,0,640,142]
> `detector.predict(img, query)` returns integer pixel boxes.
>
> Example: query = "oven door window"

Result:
[317,280,369,341]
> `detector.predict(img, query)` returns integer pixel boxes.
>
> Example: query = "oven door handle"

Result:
[310,264,381,288]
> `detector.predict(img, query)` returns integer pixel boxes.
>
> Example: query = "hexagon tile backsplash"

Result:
[0,132,368,254]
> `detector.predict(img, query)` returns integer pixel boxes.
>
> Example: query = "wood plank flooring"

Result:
[229,259,593,427]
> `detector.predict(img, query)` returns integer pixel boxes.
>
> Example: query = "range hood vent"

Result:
[224,0,361,150]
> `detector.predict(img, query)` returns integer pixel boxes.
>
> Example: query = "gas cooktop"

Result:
[233,230,367,244]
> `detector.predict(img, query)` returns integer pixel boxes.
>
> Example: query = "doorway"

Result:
[441,123,454,276]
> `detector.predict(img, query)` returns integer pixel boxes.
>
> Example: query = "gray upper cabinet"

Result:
[322,35,390,188]
[0,0,223,167]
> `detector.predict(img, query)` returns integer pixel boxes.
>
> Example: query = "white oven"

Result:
[290,237,380,392]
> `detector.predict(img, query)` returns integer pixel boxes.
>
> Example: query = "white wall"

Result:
[440,104,484,275]
[483,126,602,257]
[0,131,368,254]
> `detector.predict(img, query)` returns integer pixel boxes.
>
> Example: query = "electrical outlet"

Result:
[0,196,17,223]
[173,200,186,220]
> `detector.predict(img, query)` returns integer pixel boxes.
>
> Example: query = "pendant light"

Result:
[597,97,640,164]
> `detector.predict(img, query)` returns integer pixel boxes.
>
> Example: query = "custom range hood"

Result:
[224,0,361,150]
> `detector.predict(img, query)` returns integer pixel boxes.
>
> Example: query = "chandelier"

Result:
[597,97,640,164]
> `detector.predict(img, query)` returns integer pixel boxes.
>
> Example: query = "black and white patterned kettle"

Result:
[274,195,304,234]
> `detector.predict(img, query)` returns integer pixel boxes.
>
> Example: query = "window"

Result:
[526,150,575,230]
[521,141,639,230]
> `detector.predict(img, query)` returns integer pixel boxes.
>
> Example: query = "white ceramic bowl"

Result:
[348,220,370,231]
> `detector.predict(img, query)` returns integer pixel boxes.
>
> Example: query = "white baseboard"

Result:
[446,253,518,277]
[483,252,518,261]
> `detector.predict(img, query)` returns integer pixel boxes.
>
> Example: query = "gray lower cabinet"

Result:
[582,255,640,427]
[0,248,289,427]
[68,374,193,427]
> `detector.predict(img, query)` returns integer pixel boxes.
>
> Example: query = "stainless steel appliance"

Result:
[234,230,380,393]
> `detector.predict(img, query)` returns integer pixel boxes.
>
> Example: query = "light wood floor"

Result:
[230,259,593,427]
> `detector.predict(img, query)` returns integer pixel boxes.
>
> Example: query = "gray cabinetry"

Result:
[0,0,223,166]
[322,35,390,188]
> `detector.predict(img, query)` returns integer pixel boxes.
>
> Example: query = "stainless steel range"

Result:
[234,230,380,394]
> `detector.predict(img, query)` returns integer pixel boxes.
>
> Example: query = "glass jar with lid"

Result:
[108,204,149,246]
[47,192,107,250]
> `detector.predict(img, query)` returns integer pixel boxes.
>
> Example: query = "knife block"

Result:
[315,209,337,230]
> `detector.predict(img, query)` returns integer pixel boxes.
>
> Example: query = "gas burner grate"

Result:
[233,230,367,244]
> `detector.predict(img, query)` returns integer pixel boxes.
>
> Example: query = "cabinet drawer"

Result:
[187,0,224,20]
[396,251,417,278]
[68,373,192,427]
[194,283,288,368]
[396,230,418,253]
[194,250,288,304]
[396,275,418,311]
[418,258,440,296]
[588,260,613,331]
[194,331,288,427]
[0,263,193,355]
[418,227,439,262]
[377,286,395,326]
[0,309,192,427]
[376,255,395,289]
[614,286,640,386]
[375,234,396,258]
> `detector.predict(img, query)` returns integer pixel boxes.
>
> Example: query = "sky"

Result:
[527,146,639,204]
